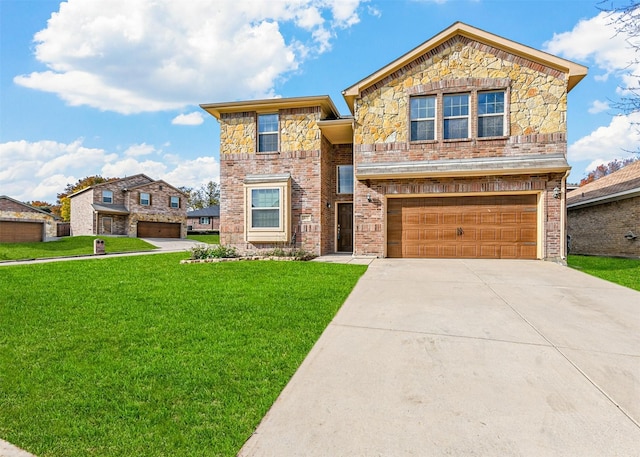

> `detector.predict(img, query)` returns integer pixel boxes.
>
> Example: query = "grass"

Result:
[187,234,220,244]
[567,255,640,291]
[0,236,155,261]
[0,253,367,456]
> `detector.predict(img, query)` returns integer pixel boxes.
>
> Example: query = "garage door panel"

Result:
[137,222,181,238]
[387,195,537,259]
[0,221,43,243]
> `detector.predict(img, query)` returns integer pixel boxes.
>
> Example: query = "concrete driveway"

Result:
[239,259,640,456]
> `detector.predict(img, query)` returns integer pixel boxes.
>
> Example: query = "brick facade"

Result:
[568,196,640,258]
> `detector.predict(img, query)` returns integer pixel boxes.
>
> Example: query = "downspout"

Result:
[560,169,571,261]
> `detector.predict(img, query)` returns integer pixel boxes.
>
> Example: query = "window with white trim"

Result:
[199,217,210,225]
[443,94,469,139]
[258,114,279,153]
[337,165,354,194]
[170,196,180,208]
[102,190,113,204]
[410,96,436,141]
[140,192,151,206]
[477,91,505,137]
[244,175,291,242]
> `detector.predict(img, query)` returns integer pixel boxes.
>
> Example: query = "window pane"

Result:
[444,94,469,117]
[140,193,150,205]
[478,92,504,115]
[258,114,278,133]
[103,191,113,203]
[478,116,504,137]
[252,209,280,228]
[338,165,354,194]
[251,188,280,208]
[410,97,435,119]
[170,196,179,208]
[411,120,435,141]
[444,118,468,139]
[258,133,278,152]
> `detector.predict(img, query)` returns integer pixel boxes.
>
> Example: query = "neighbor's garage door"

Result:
[387,195,537,259]
[0,221,43,243]
[137,221,181,238]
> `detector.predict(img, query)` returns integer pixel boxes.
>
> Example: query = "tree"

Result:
[600,1,640,117]
[57,175,116,221]
[188,181,220,210]
[27,200,57,215]
[579,157,638,186]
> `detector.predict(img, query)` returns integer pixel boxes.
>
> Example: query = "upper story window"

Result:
[102,190,113,204]
[337,165,354,194]
[140,192,151,206]
[170,196,180,208]
[410,96,436,141]
[478,91,505,137]
[443,94,469,140]
[258,113,279,153]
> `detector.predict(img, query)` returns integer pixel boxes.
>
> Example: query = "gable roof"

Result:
[187,206,220,218]
[342,21,588,112]
[127,179,189,196]
[567,160,640,209]
[0,195,57,218]
[200,95,341,120]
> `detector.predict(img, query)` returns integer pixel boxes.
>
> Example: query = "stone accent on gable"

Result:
[355,36,567,148]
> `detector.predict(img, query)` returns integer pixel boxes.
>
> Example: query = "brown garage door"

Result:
[387,195,537,259]
[0,221,43,243]
[137,222,181,238]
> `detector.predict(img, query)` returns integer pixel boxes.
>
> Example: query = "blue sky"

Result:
[1,0,638,203]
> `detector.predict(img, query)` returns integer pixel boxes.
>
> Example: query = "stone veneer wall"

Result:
[355,36,567,149]
[568,197,640,257]
[354,173,565,260]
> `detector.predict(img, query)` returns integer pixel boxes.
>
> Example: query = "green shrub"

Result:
[264,247,315,261]
[189,244,239,259]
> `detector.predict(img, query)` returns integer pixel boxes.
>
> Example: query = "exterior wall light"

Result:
[552,187,561,199]
[367,193,372,202]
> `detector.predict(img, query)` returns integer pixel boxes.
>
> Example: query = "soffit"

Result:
[200,96,341,120]
[318,118,354,144]
[342,21,588,113]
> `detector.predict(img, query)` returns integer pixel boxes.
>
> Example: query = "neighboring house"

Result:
[187,206,220,232]
[69,174,188,238]
[201,22,587,260]
[0,196,58,242]
[567,160,640,257]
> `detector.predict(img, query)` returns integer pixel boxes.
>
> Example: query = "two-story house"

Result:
[201,22,587,260]
[69,174,188,238]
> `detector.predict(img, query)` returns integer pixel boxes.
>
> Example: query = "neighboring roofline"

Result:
[317,117,354,145]
[0,195,57,217]
[127,179,189,196]
[355,153,570,180]
[200,95,342,120]
[567,187,640,209]
[342,21,588,113]
[68,174,155,198]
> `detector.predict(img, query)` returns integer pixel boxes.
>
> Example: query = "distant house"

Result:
[567,161,640,257]
[0,196,58,242]
[187,206,220,232]
[69,174,188,238]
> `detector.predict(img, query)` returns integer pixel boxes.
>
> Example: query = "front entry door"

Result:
[337,203,353,252]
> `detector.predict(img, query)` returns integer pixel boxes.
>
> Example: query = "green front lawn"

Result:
[187,234,220,244]
[567,255,640,291]
[0,254,367,456]
[0,236,156,261]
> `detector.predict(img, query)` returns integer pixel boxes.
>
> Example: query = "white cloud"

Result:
[568,112,640,175]
[124,143,157,157]
[588,99,610,114]
[544,11,640,91]
[14,0,365,114]
[0,139,219,203]
[172,112,204,126]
